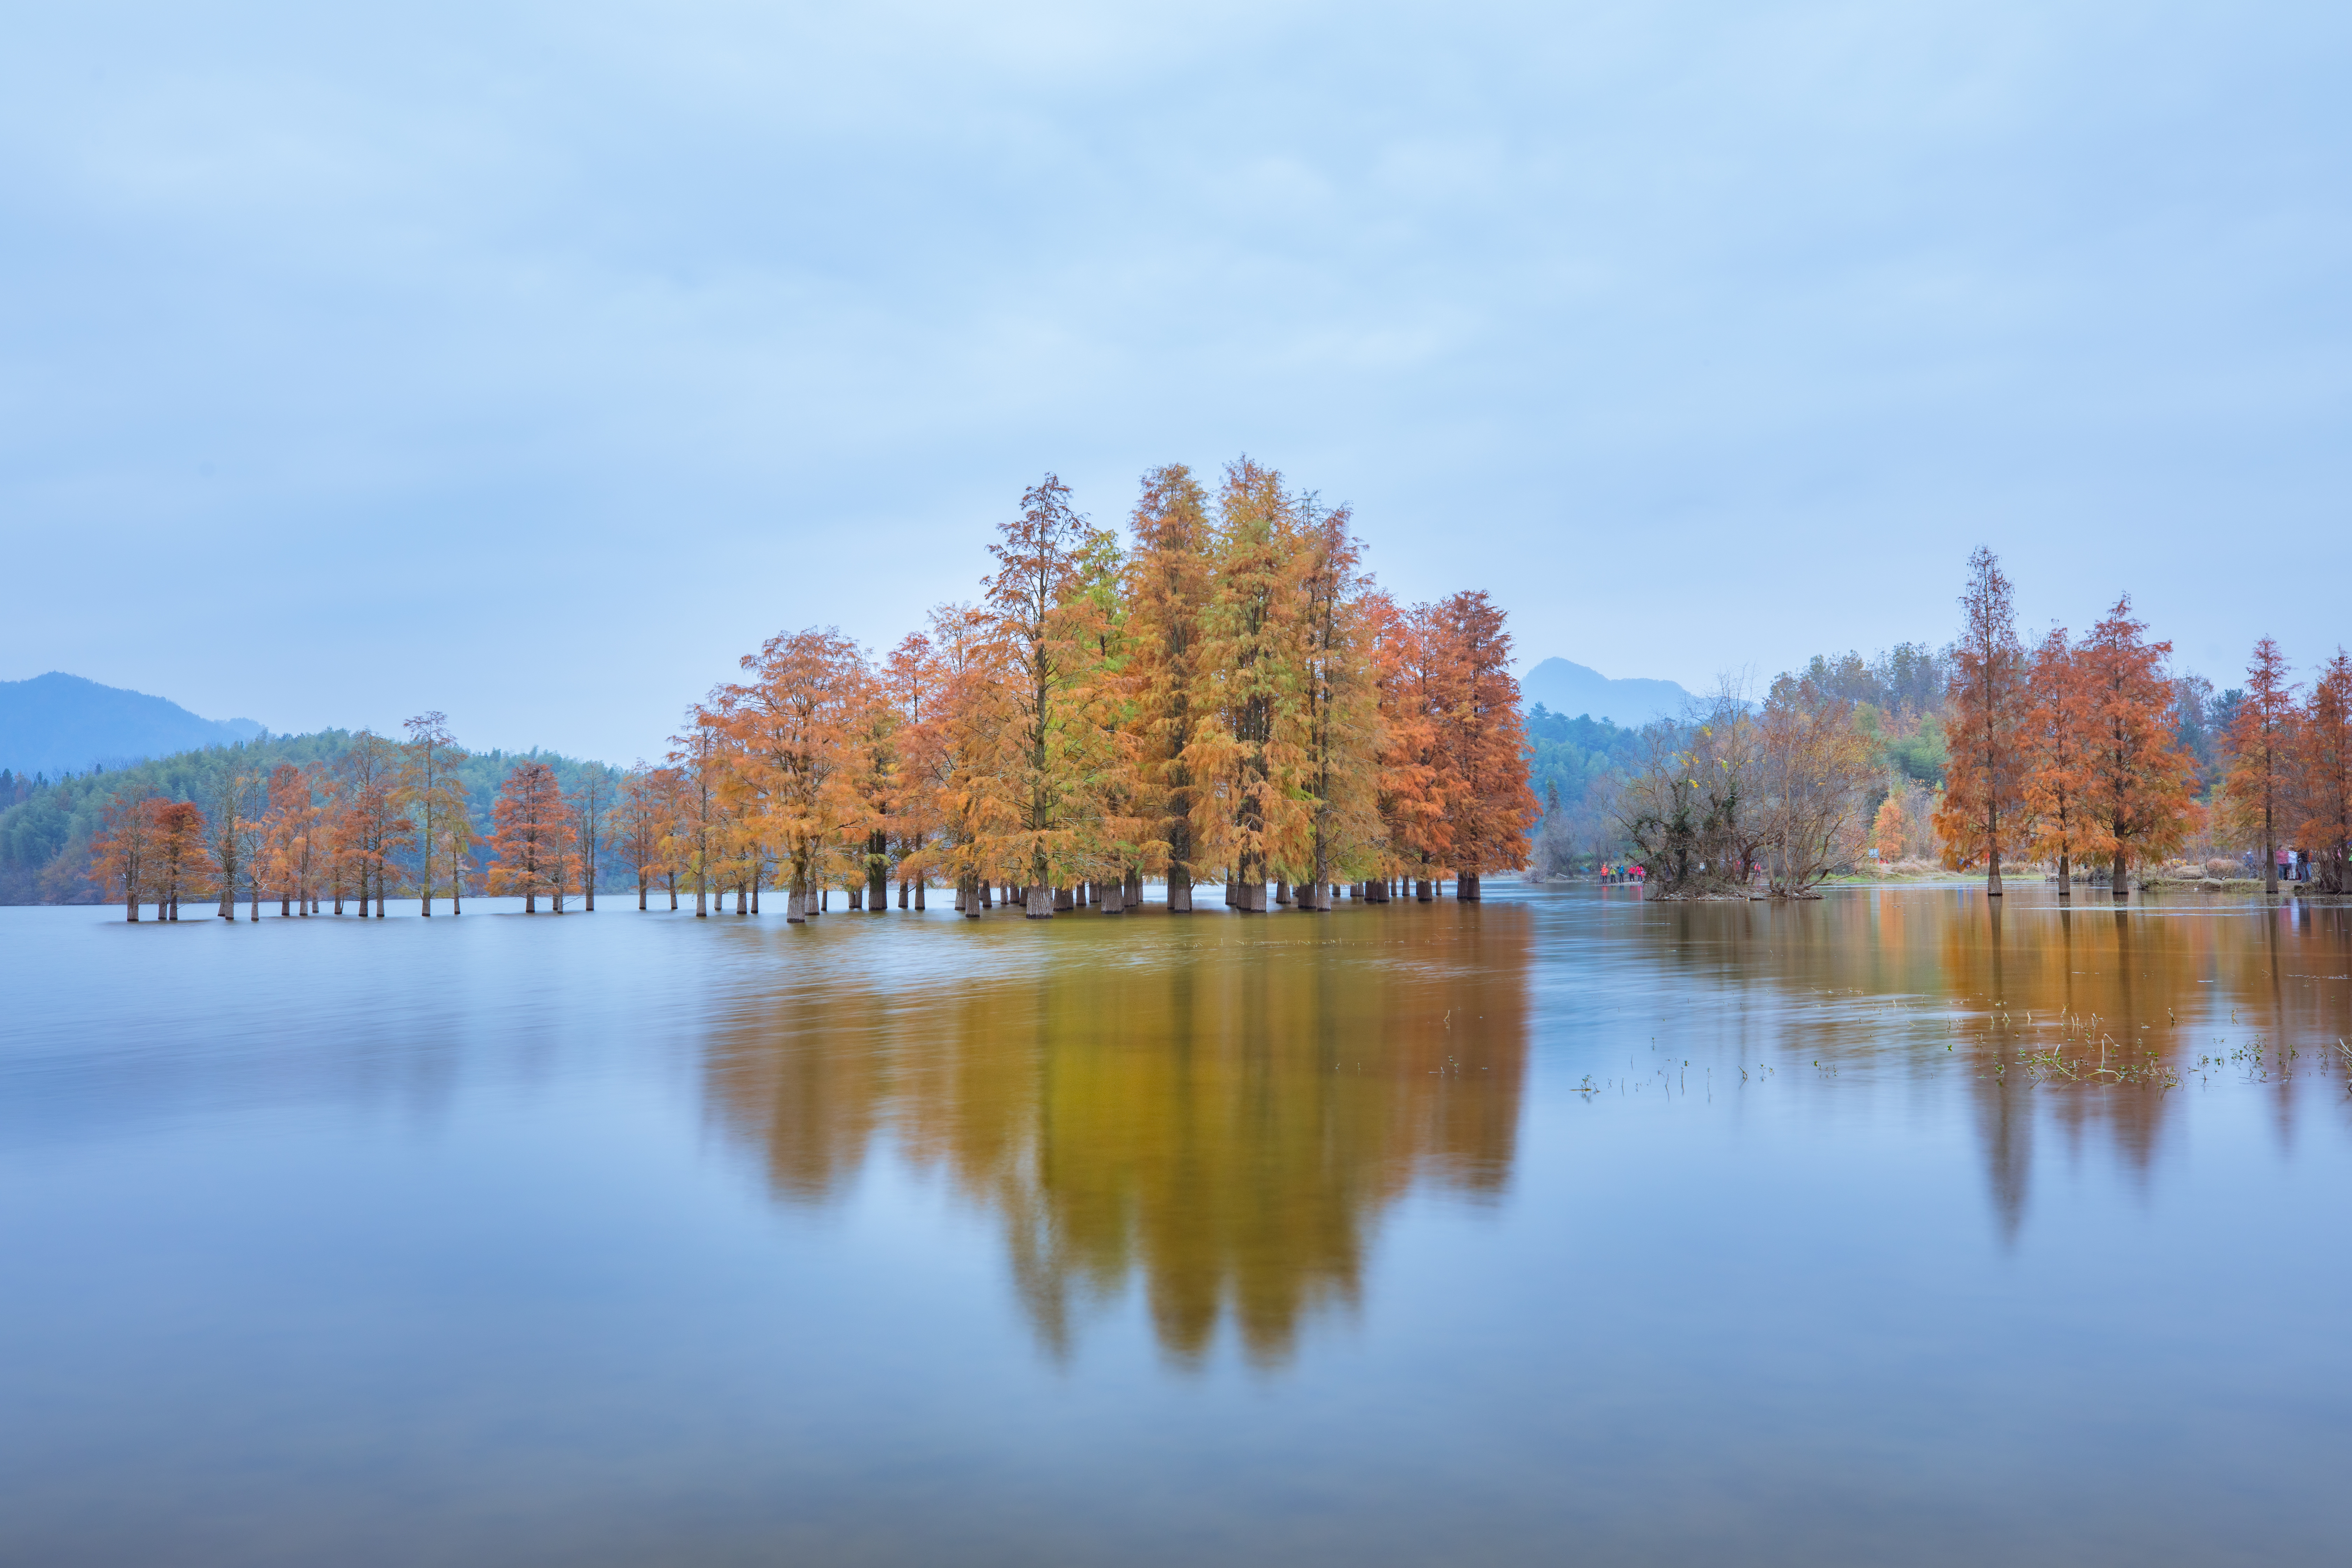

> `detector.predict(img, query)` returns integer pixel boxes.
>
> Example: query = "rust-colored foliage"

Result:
[2291,650,2352,893]
[486,761,573,913]
[262,763,324,915]
[2021,628,2097,891]
[2075,596,2201,892]
[1427,589,1539,896]
[88,790,160,920]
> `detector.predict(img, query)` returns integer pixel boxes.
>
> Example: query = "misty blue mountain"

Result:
[0,673,265,779]
[1519,659,1690,728]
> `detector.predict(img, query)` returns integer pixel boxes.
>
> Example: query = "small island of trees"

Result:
[75,460,1546,923]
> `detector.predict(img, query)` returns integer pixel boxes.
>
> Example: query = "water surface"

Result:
[3,887,2347,1565]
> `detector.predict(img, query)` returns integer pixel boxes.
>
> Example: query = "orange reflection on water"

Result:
[704,910,1532,1366]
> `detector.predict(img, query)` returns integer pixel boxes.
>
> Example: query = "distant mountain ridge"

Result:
[1519,658,1690,727]
[0,672,265,779]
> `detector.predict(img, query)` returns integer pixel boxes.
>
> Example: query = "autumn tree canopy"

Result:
[662,461,1539,917]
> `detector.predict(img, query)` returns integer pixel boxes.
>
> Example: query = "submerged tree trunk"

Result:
[2056,854,2071,898]
[1457,872,1482,902]
[1027,884,1054,919]
[1167,869,1192,912]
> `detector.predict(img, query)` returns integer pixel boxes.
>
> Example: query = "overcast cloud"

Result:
[2,1,2344,761]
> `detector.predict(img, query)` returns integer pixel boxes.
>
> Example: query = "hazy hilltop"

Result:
[0,673,265,779]
[1519,659,1692,727]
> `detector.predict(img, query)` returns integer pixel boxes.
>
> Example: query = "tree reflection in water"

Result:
[1632,888,2349,1242]
[702,909,1531,1366]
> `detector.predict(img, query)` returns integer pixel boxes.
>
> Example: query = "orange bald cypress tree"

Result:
[262,762,322,915]
[2223,637,2298,897]
[882,631,947,908]
[152,799,205,920]
[2022,628,2098,896]
[486,761,569,913]
[89,790,160,920]
[1934,547,2028,891]
[2291,651,2352,894]
[336,731,411,918]
[718,628,870,921]
[1382,601,1458,899]
[2077,596,2200,895]
[1429,589,1537,901]
[1366,591,1437,901]
[610,764,676,911]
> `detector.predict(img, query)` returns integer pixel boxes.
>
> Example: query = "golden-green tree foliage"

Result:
[1121,464,1214,908]
[979,474,1112,915]
[664,715,728,917]
[1292,498,1382,902]
[1188,457,1311,907]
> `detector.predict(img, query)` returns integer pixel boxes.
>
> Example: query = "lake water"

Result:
[3,886,2348,1566]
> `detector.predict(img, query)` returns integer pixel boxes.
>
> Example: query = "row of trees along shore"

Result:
[86,460,1543,923]
[1617,547,2349,898]
[1938,549,2350,897]
[82,716,621,920]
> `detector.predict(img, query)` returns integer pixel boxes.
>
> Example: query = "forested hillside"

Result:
[0,732,618,903]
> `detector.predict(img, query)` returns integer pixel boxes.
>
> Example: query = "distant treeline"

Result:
[0,732,618,904]
[1574,551,2348,897]
[1525,626,2254,877]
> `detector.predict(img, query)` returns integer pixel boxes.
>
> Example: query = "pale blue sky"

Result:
[3,1,2345,761]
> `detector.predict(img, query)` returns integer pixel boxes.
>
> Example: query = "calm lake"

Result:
[3,885,2348,1566]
